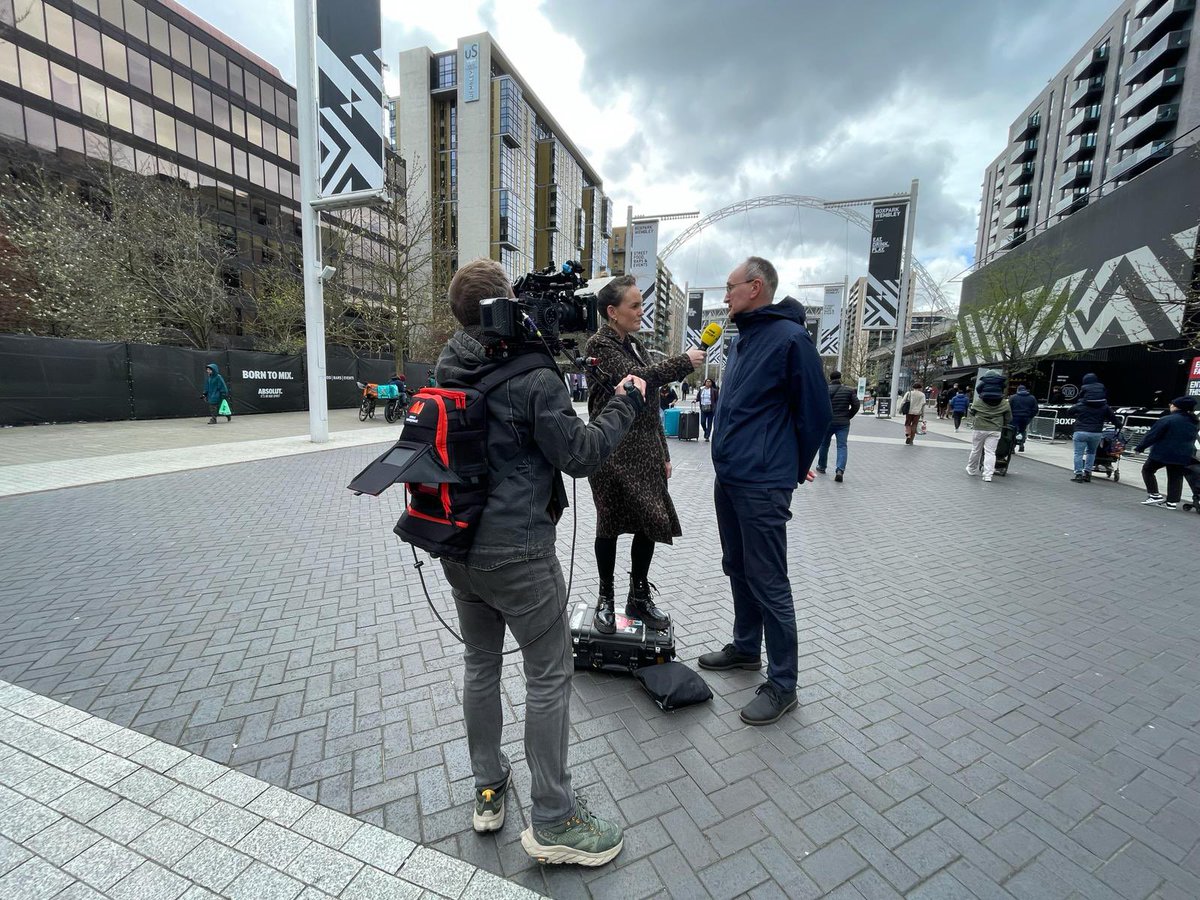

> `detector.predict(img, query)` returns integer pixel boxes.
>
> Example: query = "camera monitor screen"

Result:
[383,445,419,469]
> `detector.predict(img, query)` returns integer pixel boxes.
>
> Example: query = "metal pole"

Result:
[889,178,919,416]
[837,273,848,374]
[295,0,328,442]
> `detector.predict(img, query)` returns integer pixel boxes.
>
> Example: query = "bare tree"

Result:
[955,242,1080,379]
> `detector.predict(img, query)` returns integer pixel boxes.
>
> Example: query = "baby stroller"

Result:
[993,424,1017,476]
[1093,425,1127,482]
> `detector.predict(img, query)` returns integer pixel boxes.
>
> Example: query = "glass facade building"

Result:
[0,0,396,338]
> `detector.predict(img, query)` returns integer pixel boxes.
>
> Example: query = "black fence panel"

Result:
[129,345,228,420]
[356,357,396,388]
[0,334,129,425]
[325,346,360,409]
[405,361,433,388]
[225,350,307,414]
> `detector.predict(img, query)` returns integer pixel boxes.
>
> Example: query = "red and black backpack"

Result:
[358,351,557,561]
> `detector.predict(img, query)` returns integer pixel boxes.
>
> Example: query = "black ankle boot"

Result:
[626,578,670,631]
[594,582,616,635]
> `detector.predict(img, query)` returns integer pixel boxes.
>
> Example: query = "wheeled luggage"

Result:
[663,407,681,436]
[994,424,1016,476]
[677,410,699,441]
[569,602,676,673]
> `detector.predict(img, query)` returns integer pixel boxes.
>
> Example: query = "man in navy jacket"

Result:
[699,257,832,725]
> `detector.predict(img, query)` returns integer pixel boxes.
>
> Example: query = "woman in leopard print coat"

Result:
[584,276,704,634]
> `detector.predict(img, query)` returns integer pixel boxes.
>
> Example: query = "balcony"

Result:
[1057,160,1094,190]
[1111,139,1172,181]
[1053,190,1090,217]
[1006,161,1036,187]
[1008,138,1038,166]
[1134,0,1167,16]
[1114,103,1179,151]
[1004,183,1033,208]
[1015,111,1042,140]
[1069,74,1106,107]
[1001,205,1030,230]
[1062,132,1099,162]
[1124,29,1190,86]
[1129,0,1195,53]
[1070,43,1110,81]
[1065,103,1103,135]
[1120,66,1184,117]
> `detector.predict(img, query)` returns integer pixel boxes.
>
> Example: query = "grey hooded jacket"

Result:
[435,329,640,569]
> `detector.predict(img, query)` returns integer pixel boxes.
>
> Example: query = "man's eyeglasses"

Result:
[725,279,757,294]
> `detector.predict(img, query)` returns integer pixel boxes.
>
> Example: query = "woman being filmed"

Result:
[585,276,705,634]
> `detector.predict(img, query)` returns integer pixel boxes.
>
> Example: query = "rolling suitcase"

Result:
[663,407,680,436]
[677,410,699,441]
[569,602,676,673]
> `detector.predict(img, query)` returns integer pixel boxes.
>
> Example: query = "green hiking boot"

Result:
[472,768,510,833]
[521,794,623,866]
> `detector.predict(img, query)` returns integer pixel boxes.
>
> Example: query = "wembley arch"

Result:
[658,194,952,314]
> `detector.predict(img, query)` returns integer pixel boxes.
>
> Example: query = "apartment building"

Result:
[396,33,610,282]
[976,0,1199,264]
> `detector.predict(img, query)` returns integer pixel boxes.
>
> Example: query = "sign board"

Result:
[628,220,659,334]
[1188,356,1200,396]
[857,376,867,400]
[463,41,480,102]
[864,201,908,330]
[315,0,384,196]
[875,396,892,418]
[817,285,843,356]
[685,291,704,349]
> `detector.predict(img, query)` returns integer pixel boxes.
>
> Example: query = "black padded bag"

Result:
[634,662,713,711]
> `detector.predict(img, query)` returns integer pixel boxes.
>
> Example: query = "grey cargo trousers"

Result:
[439,555,574,825]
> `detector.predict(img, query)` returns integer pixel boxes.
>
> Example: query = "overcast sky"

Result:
[181,0,1118,311]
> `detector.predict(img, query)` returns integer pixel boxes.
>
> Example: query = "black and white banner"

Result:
[685,290,704,349]
[864,201,908,330]
[817,285,843,356]
[316,0,384,196]
[628,221,659,334]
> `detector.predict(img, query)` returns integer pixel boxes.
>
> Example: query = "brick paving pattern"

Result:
[2,414,1199,898]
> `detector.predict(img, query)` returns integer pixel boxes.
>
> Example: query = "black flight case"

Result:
[677,410,700,441]
[569,602,676,672]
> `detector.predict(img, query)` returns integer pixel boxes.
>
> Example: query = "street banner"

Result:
[1188,356,1200,397]
[628,220,659,334]
[817,285,843,355]
[856,376,867,399]
[864,201,908,330]
[686,291,704,349]
[315,0,384,196]
[463,41,480,102]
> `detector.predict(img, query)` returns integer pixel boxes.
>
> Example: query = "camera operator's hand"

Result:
[615,374,647,399]
[686,348,706,369]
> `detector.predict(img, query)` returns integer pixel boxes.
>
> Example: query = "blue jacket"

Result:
[203,364,229,404]
[1010,388,1039,425]
[1077,373,1106,402]
[711,299,832,488]
[1068,399,1119,433]
[1135,411,1199,465]
[949,392,969,413]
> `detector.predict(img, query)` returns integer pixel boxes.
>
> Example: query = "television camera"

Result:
[479,260,598,358]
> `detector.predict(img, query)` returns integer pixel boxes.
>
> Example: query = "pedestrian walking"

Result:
[937,383,956,419]
[1009,384,1039,451]
[698,257,832,726]
[658,384,677,426]
[1134,396,1199,510]
[816,370,860,482]
[1068,373,1119,482]
[901,383,926,444]
[201,363,230,425]
[965,374,1011,482]
[949,388,969,430]
[697,377,719,441]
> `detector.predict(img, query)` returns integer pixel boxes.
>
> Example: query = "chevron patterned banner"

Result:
[685,291,704,349]
[629,221,659,333]
[817,285,844,356]
[957,145,1200,366]
[316,1,384,197]
[864,201,908,330]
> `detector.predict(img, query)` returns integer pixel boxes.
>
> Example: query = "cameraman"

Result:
[435,259,645,867]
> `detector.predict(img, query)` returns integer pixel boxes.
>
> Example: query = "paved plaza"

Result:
[2,410,1199,898]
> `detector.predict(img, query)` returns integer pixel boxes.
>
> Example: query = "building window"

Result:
[24,107,54,151]
[173,72,192,113]
[44,3,74,53]
[169,24,190,66]
[209,48,227,88]
[0,96,22,141]
[74,20,103,71]
[106,86,130,131]
[56,118,84,154]
[99,0,123,28]
[151,61,172,102]
[128,48,151,93]
[16,0,45,41]
[131,97,153,139]
[177,120,196,158]
[437,54,455,88]
[245,73,260,109]
[123,0,146,43]
[191,37,209,78]
[102,34,127,80]
[51,63,80,112]
[228,63,243,97]
[154,109,175,150]
[147,10,169,55]
[18,48,50,100]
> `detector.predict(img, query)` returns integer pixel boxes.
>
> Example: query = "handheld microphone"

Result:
[697,322,723,349]
[574,356,600,369]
